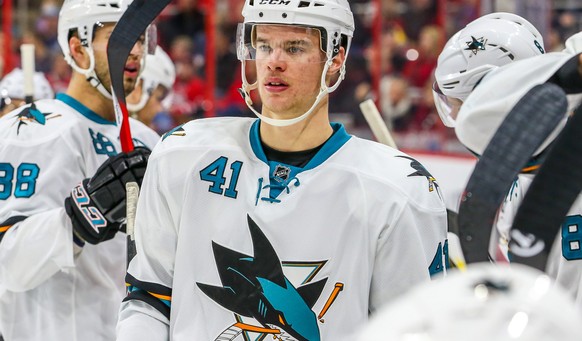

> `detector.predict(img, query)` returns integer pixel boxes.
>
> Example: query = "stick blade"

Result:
[458,83,568,264]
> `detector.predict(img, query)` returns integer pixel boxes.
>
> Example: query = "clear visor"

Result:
[237,23,327,63]
[93,21,155,55]
[432,81,463,128]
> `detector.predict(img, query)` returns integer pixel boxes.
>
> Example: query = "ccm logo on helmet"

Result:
[259,0,291,5]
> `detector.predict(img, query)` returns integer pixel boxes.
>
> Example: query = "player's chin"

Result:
[123,79,138,95]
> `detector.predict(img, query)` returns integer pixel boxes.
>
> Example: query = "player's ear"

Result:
[327,46,346,76]
[69,36,90,69]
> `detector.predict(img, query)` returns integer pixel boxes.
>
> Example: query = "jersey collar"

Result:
[56,93,116,125]
[249,119,351,170]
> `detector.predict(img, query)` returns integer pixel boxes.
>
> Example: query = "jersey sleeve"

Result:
[0,208,75,291]
[368,168,448,313]
[0,120,85,291]
[117,151,177,340]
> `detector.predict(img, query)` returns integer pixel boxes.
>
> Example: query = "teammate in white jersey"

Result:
[0,0,160,339]
[455,42,582,308]
[434,13,582,310]
[432,12,546,130]
[127,45,176,130]
[116,1,448,340]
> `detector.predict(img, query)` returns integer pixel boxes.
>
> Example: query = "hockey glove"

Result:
[64,147,151,245]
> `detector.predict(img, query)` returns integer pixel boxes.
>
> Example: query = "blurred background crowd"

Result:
[1,0,581,154]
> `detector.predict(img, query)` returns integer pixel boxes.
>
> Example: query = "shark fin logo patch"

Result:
[14,103,59,134]
[396,155,439,193]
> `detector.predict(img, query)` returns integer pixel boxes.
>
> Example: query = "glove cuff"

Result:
[65,181,108,245]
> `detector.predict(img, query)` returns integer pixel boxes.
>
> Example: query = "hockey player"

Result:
[454,36,582,308]
[116,0,448,340]
[127,45,176,130]
[433,12,546,131]
[434,13,582,310]
[356,263,582,340]
[431,13,546,270]
[0,0,160,339]
[0,67,55,116]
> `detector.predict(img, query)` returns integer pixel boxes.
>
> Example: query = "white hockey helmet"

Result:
[237,0,354,127]
[356,263,582,341]
[127,46,176,112]
[434,12,545,127]
[0,68,55,102]
[57,0,136,99]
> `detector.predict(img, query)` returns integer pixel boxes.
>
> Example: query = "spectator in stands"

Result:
[157,0,205,52]
[169,35,207,122]
[35,0,61,55]
[398,0,438,41]
[45,55,71,94]
[20,31,54,74]
[401,24,445,89]
[379,75,413,131]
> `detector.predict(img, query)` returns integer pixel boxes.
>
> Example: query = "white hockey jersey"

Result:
[0,93,160,341]
[456,52,582,310]
[116,117,448,341]
[494,174,582,310]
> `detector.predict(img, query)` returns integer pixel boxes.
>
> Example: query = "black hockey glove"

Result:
[64,147,151,245]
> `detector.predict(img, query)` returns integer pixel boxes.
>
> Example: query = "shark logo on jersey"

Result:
[162,124,186,141]
[465,36,487,55]
[197,215,342,341]
[14,103,58,134]
[396,155,439,193]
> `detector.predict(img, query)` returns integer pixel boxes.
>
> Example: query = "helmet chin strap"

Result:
[239,59,335,127]
[126,96,148,112]
[68,47,114,100]
[87,73,114,100]
[126,87,149,112]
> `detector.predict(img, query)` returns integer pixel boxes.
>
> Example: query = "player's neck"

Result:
[66,73,116,122]
[259,104,333,152]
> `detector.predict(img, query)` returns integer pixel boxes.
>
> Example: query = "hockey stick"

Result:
[107,0,170,153]
[20,44,35,105]
[359,99,398,149]
[125,182,140,267]
[107,0,171,266]
[509,103,582,270]
[457,83,568,264]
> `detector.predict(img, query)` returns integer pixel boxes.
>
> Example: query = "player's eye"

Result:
[287,46,304,54]
[257,43,272,53]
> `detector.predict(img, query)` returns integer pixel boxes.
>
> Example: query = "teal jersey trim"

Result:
[249,119,268,163]
[249,120,351,201]
[56,93,116,125]
[249,119,351,168]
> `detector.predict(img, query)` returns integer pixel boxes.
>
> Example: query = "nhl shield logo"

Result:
[273,164,290,182]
